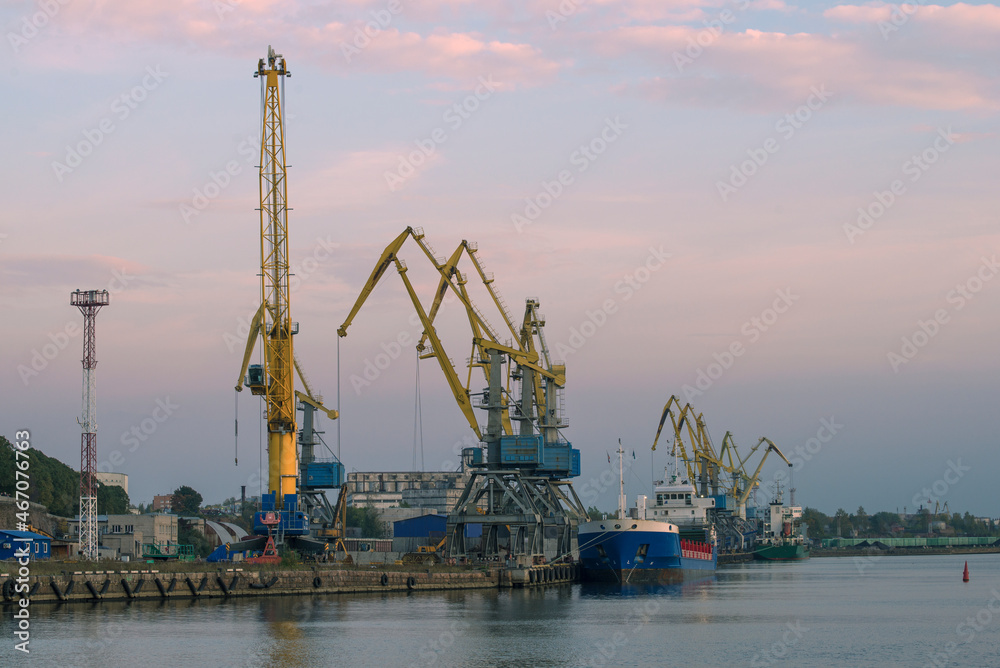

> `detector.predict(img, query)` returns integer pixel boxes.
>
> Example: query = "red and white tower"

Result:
[71,289,109,561]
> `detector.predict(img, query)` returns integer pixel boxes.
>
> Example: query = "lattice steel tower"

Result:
[71,289,109,561]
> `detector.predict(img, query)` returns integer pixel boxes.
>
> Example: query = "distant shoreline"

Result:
[812,546,1000,558]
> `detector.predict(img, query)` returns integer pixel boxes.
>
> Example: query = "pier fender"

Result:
[121,579,135,599]
[85,580,101,600]
[250,576,279,590]
[313,576,322,589]
[155,578,167,598]
[50,580,66,602]
[406,576,416,590]
[2,579,14,601]
[381,573,389,586]
[216,576,231,596]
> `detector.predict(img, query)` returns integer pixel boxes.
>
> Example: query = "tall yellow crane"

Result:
[237,46,297,508]
[230,48,349,554]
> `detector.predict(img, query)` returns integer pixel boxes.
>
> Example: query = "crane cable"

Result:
[234,389,239,465]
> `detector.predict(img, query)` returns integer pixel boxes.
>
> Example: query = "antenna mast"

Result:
[71,289,109,561]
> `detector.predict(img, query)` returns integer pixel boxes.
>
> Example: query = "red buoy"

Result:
[963,561,970,582]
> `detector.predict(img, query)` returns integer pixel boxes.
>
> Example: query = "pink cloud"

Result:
[826,2,1000,30]
[823,4,893,23]
[599,25,1000,111]
[22,0,559,89]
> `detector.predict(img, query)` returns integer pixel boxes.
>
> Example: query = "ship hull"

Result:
[579,519,715,585]
[753,543,810,561]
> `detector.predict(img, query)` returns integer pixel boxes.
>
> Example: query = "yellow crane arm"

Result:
[294,391,338,421]
[337,230,491,440]
[464,241,520,343]
[395,259,482,440]
[651,395,684,451]
[717,431,741,475]
[419,243,468,351]
[337,228,410,337]
[650,397,700,481]
[292,355,338,419]
[235,303,265,391]
[736,438,791,505]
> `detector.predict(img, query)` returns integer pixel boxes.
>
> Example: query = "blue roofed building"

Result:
[0,530,51,561]
[392,515,481,553]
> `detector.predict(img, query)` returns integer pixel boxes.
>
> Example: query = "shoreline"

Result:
[812,546,1000,558]
[0,562,582,606]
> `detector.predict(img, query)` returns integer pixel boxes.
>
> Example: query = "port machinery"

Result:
[231,46,348,557]
[338,227,588,562]
[650,396,791,550]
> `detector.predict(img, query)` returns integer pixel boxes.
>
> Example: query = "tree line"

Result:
[802,506,998,539]
[0,435,130,517]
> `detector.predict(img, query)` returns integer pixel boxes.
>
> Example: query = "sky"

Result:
[1,0,998,518]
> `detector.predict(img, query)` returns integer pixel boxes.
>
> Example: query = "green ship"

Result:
[753,541,810,561]
[753,495,810,561]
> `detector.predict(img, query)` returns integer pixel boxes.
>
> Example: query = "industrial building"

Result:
[0,530,51,561]
[67,513,178,560]
[152,495,173,512]
[392,514,481,553]
[347,470,471,510]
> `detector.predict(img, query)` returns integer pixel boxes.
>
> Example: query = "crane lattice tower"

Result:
[71,289,109,561]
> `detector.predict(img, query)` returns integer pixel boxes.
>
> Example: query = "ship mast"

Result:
[617,439,626,520]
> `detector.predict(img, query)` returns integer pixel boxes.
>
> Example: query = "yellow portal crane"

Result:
[234,46,297,507]
[339,229,585,559]
[337,227,567,442]
[226,47,345,557]
[651,396,702,481]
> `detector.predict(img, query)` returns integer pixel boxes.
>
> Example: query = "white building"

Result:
[95,472,128,495]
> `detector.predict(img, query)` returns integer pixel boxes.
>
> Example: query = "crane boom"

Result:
[735,437,792,506]
[394,259,483,439]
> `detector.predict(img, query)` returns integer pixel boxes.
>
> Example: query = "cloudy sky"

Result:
[1,0,998,518]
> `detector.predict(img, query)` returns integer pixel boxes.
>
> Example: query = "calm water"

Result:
[3,554,999,667]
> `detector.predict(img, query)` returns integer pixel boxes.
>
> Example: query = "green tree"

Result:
[586,506,614,520]
[178,523,212,557]
[97,482,130,514]
[870,511,899,535]
[802,507,831,539]
[346,505,388,538]
[0,434,129,518]
[852,506,869,536]
[172,485,203,516]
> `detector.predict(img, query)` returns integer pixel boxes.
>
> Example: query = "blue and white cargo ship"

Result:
[579,447,716,584]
